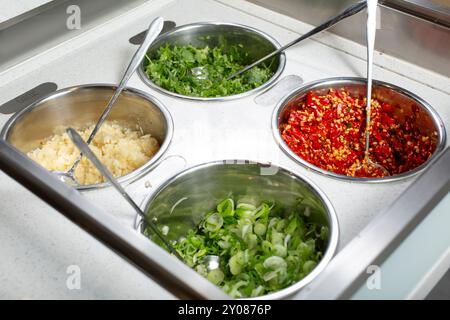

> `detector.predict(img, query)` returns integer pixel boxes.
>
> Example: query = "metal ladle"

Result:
[55,17,165,186]
[66,128,182,260]
[191,1,367,81]
[355,0,389,177]
[203,255,220,272]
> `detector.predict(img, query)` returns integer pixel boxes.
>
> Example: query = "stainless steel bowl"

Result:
[137,22,286,101]
[136,160,339,299]
[272,77,446,183]
[0,84,173,190]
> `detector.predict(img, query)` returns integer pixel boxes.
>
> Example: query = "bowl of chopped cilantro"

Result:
[137,160,339,299]
[137,22,286,100]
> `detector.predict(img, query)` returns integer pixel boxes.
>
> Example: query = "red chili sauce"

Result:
[280,89,437,178]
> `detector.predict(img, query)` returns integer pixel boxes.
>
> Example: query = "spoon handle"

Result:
[67,17,164,174]
[364,0,378,157]
[66,128,182,259]
[226,1,367,81]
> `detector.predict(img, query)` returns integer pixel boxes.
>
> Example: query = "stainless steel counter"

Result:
[0,0,449,299]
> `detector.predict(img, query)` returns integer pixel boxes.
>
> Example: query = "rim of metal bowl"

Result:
[137,21,286,101]
[271,77,447,183]
[135,159,339,300]
[0,84,174,191]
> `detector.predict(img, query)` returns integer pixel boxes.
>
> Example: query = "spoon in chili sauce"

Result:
[66,128,183,260]
[354,0,389,178]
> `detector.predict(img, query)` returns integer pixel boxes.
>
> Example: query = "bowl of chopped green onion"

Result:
[137,160,339,299]
[137,22,286,100]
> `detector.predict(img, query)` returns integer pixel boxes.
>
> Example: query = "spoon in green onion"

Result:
[66,127,182,260]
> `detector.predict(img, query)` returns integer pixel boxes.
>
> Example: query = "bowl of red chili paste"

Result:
[273,77,446,182]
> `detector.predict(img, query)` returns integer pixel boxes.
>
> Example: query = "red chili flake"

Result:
[280,89,437,178]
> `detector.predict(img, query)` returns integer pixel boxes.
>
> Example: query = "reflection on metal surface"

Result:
[247,0,450,77]
[137,22,286,101]
[0,84,174,191]
[272,77,446,183]
[0,82,57,114]
[0,0,64,30]
[386,0,450,26]
[137,160,339,299]
[129,21,177,45]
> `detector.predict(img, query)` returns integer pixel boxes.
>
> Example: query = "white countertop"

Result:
[0,0,449,299]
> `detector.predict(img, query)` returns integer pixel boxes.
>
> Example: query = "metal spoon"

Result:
[66,127,182,259]
[191,1,367,81]
[355,0,389,177]
[55,16,165,186]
